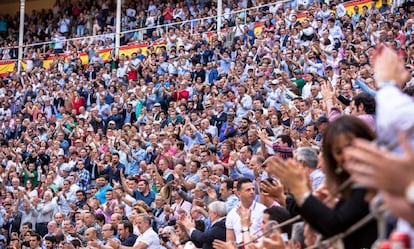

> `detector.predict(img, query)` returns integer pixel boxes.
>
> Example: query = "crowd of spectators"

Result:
[0,0,413,249]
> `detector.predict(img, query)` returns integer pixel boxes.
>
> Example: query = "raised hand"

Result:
[264,157,309,204]
[344,133,414,196]
[373,44,410,88]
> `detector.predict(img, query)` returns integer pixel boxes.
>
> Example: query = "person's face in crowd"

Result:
[127,178,138,190]
[174,164,184,176]
[190,161,199,173]
[310,86,319,98]
[45,240,55,249]
[154,195,164,208]
[105,190,114,201]
[240,147,252,162]
[237,86,246,96]
[343,83,353,97]
[199,151,209,163]
[84,228,96,242]
[162,140,171,150]
[96,177,105,187]
[136,216,147,234]
[84,213,95,227]
[247,132,258,144]
[54,213,64,225]
[248,156,261,170]
[46,174,54,185]
[330,133,355,167]
[294,117,304,129]
[21,224,30,234]
[137,180,148,193]
[220,182,232,200]
[304,224,317,247]
[11,177,19,189]
[118,223,128,240]
[293,98,301,110]
[154,180,164,191]
[237,182,255,204]
[29,235,40,249]
[102,224,114,240]
[158,159,168,171]
[112,154,119,165]
[261,212,275,234]
[306,125,318,139]
[23,199,30,212]
[80,148,87,158]
[199,167,210,179]
[47,222,57,233]
[270,115,280,126]
[24,232,31,242]
[239,118,249,129]
[76,191,85,202]
[62,180,70,192]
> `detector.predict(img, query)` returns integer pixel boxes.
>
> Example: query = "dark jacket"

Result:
[190,218,226,249]
[122,109,137,124]
[298,188,377,249]
[211,112,227,135]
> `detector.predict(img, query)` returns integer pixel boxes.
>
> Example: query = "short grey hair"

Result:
[291,222,305,248]
[296,147,318,169]
[213,164,224,171]
[252,155,265,165]
[162,226,176,234]
[138,213,152,225]
[208,201,227,217]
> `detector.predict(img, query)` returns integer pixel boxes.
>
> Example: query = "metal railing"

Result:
[0,0,291,62]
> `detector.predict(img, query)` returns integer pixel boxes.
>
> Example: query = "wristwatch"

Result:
[242,226,249,232]
[405,180,414,204]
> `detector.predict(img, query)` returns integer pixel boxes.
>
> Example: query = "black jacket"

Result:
[298,188,377,249]
[190,218,226,249]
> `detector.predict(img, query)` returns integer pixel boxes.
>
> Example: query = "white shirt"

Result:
[376,84,414,152]
[226,201,266,244]
[133,227,160,249]
[309,168,325,191]
[236,94,252,118]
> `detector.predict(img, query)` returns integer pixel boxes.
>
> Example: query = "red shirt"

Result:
[71,97,85,115]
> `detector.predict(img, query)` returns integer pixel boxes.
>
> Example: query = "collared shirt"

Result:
[121,233,138,246]
[133,227,160,249]
[226,201,266,244]
[309,168,325,191]
[225,194,239,213]
[77,169,90,191]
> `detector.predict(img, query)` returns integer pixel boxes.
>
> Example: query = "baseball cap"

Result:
[316,116,329,126]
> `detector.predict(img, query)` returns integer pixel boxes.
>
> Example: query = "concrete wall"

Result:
[0,0,55,15]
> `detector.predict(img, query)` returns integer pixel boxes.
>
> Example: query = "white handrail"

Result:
[0,0,291,60]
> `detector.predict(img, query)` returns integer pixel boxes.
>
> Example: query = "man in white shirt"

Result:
[226,178,266,244]
[120,213,160,249]
[236,85,253,118]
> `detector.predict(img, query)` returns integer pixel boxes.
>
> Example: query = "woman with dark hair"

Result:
[265,115,377,249]
[25,180,38,199]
